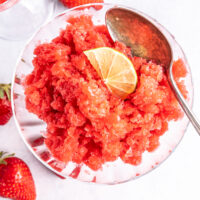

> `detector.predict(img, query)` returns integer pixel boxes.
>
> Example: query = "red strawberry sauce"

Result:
[24,15,188,171]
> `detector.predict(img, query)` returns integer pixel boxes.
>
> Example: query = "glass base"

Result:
[0,0,55,40]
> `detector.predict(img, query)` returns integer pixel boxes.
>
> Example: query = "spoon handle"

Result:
[169,68,200,136]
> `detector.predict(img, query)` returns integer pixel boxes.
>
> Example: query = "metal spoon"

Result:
[106,7,200,135]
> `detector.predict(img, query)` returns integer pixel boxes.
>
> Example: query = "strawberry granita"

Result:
[24,15,188,170]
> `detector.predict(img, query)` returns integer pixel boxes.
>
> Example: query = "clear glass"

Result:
[12,3,193,184]
[0,0,55,40]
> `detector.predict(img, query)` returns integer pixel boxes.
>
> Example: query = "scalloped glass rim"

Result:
[11,3,193,184]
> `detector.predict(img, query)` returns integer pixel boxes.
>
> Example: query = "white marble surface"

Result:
[0,0,200,199]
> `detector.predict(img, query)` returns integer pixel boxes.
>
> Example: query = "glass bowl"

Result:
[0,0,55,40]
[12,3,193,184]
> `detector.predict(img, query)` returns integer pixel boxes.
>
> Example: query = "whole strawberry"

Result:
[0,152,36,200]
[60,0,104,8]
[0,83,12,125]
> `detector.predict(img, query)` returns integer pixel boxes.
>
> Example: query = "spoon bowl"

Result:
[106,8,172,67]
